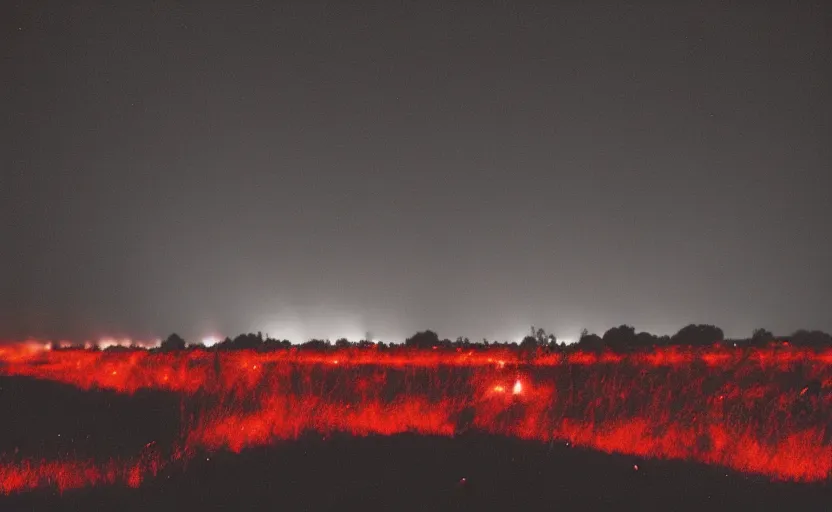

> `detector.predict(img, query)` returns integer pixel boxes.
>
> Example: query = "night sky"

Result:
[2,1,830,343]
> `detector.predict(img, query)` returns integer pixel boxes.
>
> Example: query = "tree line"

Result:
[139,324,832,353]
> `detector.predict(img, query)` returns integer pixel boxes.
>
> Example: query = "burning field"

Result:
[1,343,831,496]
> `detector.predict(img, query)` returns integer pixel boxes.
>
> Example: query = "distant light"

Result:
[98,338,119,349]
[492,385,505,393]
[202,336,220,347]
[633,464,639,471]
[512,380,523,395]
[98,338,135,349]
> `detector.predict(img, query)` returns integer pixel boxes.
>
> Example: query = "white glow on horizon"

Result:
[202,336,220,347]
[255,303,380,344]
[512,332,529,344]
[98,338,128,350]
[94,338,161,350]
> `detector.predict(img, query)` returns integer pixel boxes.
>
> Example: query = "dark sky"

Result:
[2,1,830,343]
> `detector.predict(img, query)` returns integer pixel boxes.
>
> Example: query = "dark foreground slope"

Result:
[0,375,830,512]
[2,432,832,512]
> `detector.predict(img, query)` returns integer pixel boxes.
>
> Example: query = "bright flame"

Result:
[512,380,523,395]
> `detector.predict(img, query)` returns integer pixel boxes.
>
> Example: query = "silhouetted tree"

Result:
[790,330,832,348]
[602,325,637,352]
[519,336,538,351]
[301,339,330,350]
[577,330,604,351]
[752,328,774,344]
[160,333,186,351]
[263,338,292,351]
[635,331,660,348]
[671,324,724,346]
[405,330,440,349]
[335,338,351,349]
[215,336,234,350]
[104,345,132,353]
[228,333,263,350]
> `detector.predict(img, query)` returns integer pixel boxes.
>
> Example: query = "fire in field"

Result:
[1,342,831,495]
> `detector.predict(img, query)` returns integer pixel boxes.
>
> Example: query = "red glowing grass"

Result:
[1,343,831,494]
